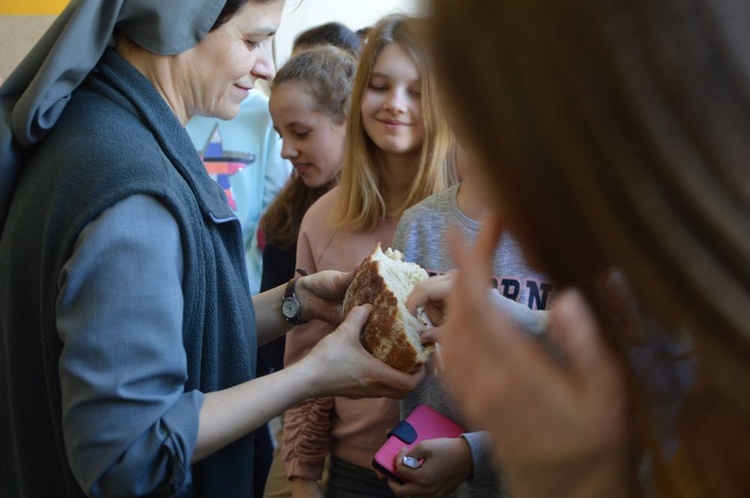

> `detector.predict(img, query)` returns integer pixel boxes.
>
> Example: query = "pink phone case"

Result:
[372,404,465,484]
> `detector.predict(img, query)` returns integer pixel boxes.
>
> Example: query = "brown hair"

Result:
[431,0,750,495]
[335,14,455,231]
[210,0,280,31]
[260,46,358,249]
[292,22,362,56]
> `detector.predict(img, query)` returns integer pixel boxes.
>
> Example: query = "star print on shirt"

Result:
[199,124,256,210]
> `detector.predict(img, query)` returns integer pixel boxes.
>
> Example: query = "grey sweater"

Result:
[392,184,554,498]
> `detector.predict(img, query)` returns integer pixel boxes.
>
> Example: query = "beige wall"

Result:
[0,1,427,81]
[274,0,427,66]
[0,15,55,80]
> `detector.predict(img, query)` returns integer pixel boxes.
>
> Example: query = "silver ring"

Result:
[402,455,422,469]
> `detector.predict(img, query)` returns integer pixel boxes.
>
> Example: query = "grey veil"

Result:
[0,0,228,233]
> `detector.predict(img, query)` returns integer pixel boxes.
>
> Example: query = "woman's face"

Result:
[270,81,346,188]
[181,0,285,120]
[360,43,425,156]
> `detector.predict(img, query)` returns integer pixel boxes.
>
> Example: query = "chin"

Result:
[213,104,241,121]
[302,177,323,189]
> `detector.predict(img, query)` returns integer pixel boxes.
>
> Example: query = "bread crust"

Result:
[343,246,427,374]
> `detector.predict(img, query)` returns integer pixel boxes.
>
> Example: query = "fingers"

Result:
[549,290,622,391]
[420,327,440,345]
[422,302,445,328]
[425,343,445,376]
[405,273,456,315]
[334,268,356,294]
[478,211,505,261]
[340,302,372,330]
[330,307,425,398]
[367,363,425,399]
[387,447,422,496]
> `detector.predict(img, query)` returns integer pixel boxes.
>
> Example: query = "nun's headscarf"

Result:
[0,0,228,232]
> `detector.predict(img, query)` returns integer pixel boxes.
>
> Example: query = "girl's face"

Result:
[179,0,285,121]
[270,81,346,188]
[360,43,425,156]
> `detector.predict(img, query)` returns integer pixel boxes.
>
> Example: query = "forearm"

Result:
[253,282,291,346]
[193,360,316,463]
[291,477,323,498]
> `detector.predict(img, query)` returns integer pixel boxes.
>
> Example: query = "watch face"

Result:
[282,298,300,318]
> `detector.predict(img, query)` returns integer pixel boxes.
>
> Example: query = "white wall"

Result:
[273,0,427,66]
[0,1,428,82]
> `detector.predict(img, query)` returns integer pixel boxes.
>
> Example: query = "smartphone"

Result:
[372,404,466,484]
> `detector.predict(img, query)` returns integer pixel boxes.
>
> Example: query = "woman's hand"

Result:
[387,438,473,497]
[298,304,424,399]
[436,213,635,498]
[405,272,456,329]
[296,269,354,326]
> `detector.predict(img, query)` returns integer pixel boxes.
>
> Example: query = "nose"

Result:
[251,40,276,82]
[383,89,407,114]
[280,138,297,160]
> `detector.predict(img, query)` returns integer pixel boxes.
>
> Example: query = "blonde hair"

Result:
[335,14,454,231]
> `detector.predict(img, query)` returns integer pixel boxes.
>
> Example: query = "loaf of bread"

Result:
[343,243,431,373]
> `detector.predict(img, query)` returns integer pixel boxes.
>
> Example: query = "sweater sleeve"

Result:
[461,430,497,487]
[281,225,336,480]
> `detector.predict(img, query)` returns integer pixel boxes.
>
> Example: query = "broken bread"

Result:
[343,243,431,374]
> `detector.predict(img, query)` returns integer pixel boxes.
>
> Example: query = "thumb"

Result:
[550,290,613,377]
[335,268,356,293]
[340,303,372,334]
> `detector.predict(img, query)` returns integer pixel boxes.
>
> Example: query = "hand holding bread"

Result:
[343,244,434,374]
[302,303,425,399]
[293,269,355,327]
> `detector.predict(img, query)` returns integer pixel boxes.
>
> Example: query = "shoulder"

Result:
[45,91,170,180]
[406,187,453,216]
[399,187,453,227]
[304,187,341,221]
[298,188,340,242]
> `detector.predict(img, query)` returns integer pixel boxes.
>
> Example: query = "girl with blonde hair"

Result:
[282,13,455,498]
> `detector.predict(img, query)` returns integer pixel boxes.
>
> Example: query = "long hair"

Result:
[335,14,454,232]
[431,0,750,495]
[260,46,357,249]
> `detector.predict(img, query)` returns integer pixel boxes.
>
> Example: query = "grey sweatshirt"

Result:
[392,184,554,498]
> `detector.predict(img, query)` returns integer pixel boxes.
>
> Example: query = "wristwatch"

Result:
[281,268,309,325]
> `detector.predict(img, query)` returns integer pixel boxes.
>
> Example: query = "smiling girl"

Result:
[259,45,358,495]
[281,14,456,498]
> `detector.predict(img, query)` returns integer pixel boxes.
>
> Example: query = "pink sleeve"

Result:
[281,221,336,479]
[282,323,335,479]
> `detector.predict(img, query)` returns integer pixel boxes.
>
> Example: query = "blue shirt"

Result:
[58,194,202,495]
[186,90,292,294]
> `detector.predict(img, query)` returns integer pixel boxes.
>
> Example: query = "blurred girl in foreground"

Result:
[410,0,750,496]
